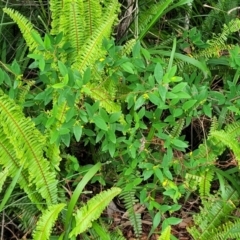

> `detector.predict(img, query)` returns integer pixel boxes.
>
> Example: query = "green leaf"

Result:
[84,129,95,136]
[39,58,45,72]
[64,163,101,238]
[50,130,59,144]
[61,133,71,147]
[0,165,23,212]
[93,115,108,131]
[83,68,91,84]
[154,62,163,83]
[173,108,183,117]
[163,168,173,180]
[171,138,188,148]
[107,128,116,143]
[175,92,191,99]
[203,104,212,117]
[134,95,145,110]
[0,168,8,193]
[149,92,161,105]
[55,32,63,44]
[58,61,68,76]
[143,169,154,180]
[121,62,135,74]
[132,41,141,58]
[44,34,52,50]
[66,108,76,122]
[52,82,66,89]
[31,31,44,47]
[73,125,82,142]
[153,212,161,229]
[96,130,105,143]
[108,142,116,157]
[182,100,197,111]
[109,112,121,123]
[154,168,163,182]
[172,82,187,93]
[165,217,182,225]
[149,49,211,78]
[158,85,168,102]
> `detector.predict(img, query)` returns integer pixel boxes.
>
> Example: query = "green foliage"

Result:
[31,186,121,240]
[3,0,120,73]
[33,203,66,240]
[0,93,58,208]
[188,185,240,240]
[2,1,240,239]
[119,190,142,237]
[0,168,8,192]
[70,187,121,237]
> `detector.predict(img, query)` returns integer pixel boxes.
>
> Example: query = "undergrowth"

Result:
[1,0,240,239]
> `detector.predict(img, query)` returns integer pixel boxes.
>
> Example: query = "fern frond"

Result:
[192,131,225,165]
[33,203,65,240]
[212,219,240,240]
[188,185,239,240]
[202,0,238,35]
[0,94,58,205]
[13,197,39,232]
[49,0,64,35]
[58,0,85,63]
[83,0,102,37]
[209,116,219,132]
[210,121,240,162]
[70,187,121,237]
[195,19,240,59]
[120,190,142,238]
[184,173,201,192]
[121,39,137,55]
[0,168,8,193]
[159,225,171,240]
[16,81,35,107]
[170,119,184,138]
[199,169,214,198]
[44,143,61,171]
[211,130,240,161]
[0,129,44,210]
[3,8,40,52]
[224,120,240,139]
[136,1,169,36]
[82,83,121,113]
[72,0,120,72]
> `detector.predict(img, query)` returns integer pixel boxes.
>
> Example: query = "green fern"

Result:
[33,203,66,240]
[3,8,41,52]
[119,189,142,238]
[202,0,239,38]
[184,119,240,199]
[211,121,240,161]
[0,127,44,210]
[211,219,240,240]
[194,19,240,59]
[0,93,58,206]
[170,119,184,138]
[199,169,214,198]
[188,185,239,240]
[0,168,8,193]
[82,83,121,113]
[70,187,121,237]
[3,1,133,117]
[159,225,171,240]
